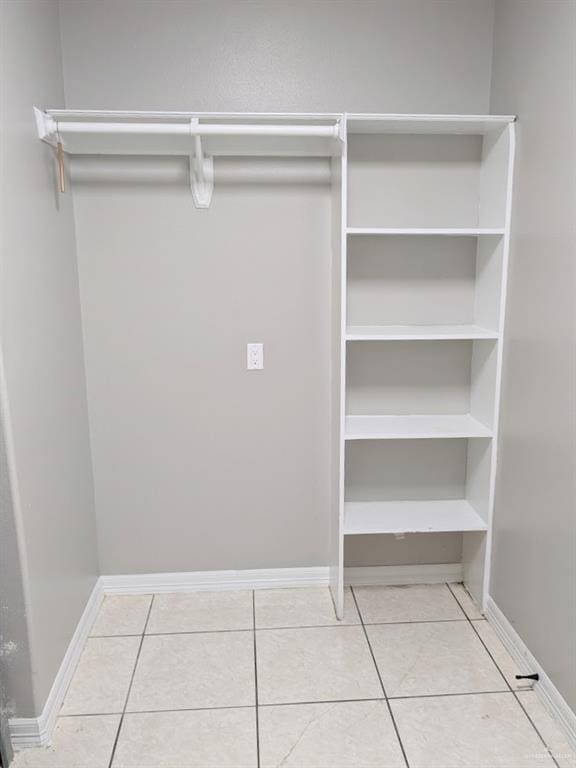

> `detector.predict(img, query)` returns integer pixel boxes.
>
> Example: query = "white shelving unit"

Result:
[33,108,515,620]
[329,113,515,618]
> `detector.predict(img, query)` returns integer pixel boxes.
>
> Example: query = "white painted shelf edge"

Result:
[344,500,488,535]
[345,413,493,440]
[346,325,499,341]
[346,227,505,236]
[346,114,515,135]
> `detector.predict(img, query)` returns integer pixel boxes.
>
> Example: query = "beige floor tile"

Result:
[391,692,556,767]
[368,621,506,697]
[472,619,533,690]
[353,583,465,624]
[126,631,254,711]
[112,708,257,767]
[256,626,382,705]
[146,590,253,634]
[517,691,576,768]
[255,587,359,629]
[12,715,120,768]
[259,700,405,768]
[449,582,484,619]
[90,595,152,636]
[60,637,140,715]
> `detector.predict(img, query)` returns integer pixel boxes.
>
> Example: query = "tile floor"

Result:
[12,583,576,768]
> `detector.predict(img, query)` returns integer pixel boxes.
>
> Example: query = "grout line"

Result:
[445,582,472,621]
[59,705,256,718]
[90,619,470,640]
[350,586,410,768]
[389,690,512,701]
[252,591,260,768]
[107,595,155,768]
[59,688,535,719]
[447,584,561,768]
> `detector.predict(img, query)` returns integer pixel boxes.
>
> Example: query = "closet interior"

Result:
[35,109,515,617]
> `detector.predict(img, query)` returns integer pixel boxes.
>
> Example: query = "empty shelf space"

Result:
[346,324,499,341]
[347,227,505,236]
[346,114,515,136]
[345,414,492,440]
[343,499,488,535]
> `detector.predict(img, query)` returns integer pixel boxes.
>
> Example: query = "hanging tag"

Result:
[56,141,65,193]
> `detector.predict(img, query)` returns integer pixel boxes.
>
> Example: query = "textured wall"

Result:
[490,0,576,711]
[0,0,99,716]
[58,0,496,574]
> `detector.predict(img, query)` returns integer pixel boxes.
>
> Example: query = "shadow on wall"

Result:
[69,156,332,189]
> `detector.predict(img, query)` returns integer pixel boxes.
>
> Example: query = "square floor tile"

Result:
[90,595,152,636]
[60,637,140,715]
[126,631,254,711]
[12,715,120,768]
[353,583,464,624]
[449,583,484,619]
[472,619,532,690]
[256,626,382,705]
[517,691,576,768]
[259,700,405,768]
[391,692,556,767]
[146,590,253,634]
[112,708,257,767]
[255,587,359,629]
[367,621,506,697]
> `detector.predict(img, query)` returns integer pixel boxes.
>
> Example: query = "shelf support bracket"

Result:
[189,119,213,209]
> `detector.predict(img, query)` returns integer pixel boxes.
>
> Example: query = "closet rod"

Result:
[50,121,341,139]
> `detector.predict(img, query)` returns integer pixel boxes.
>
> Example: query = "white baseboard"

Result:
[345,563,462,586]
[100,563,463,594]
[485,596,576,751]
[9,579,104,749]
[100,566,331,594]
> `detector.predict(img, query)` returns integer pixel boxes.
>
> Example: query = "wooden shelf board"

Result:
[346,325,499,341]
[345,414,492,440]
[344,499,488,535]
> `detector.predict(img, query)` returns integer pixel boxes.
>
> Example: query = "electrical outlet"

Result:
[247,343,264,370]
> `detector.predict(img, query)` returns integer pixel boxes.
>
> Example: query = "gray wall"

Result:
[0,0,99,717]
[489,0,576,711]
[59,0,494,113]
[59,0,496,575]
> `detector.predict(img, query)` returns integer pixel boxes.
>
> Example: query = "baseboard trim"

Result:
[345,563,462,586]
[485,596,576,751]
[100,563,463,594]
[100,566,331,594]
[9,579,104,749]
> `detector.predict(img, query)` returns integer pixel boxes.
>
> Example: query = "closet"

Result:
[35,110,515,618]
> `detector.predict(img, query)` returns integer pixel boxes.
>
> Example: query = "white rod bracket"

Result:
[34,107,58,146]
[189,119,213,209]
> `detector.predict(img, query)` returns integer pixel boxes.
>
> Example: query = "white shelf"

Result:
[346,227,505,236]
[346,114,515,136]
[344,500,488,535]
[346,325,499,341]
[345,414,492,440]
